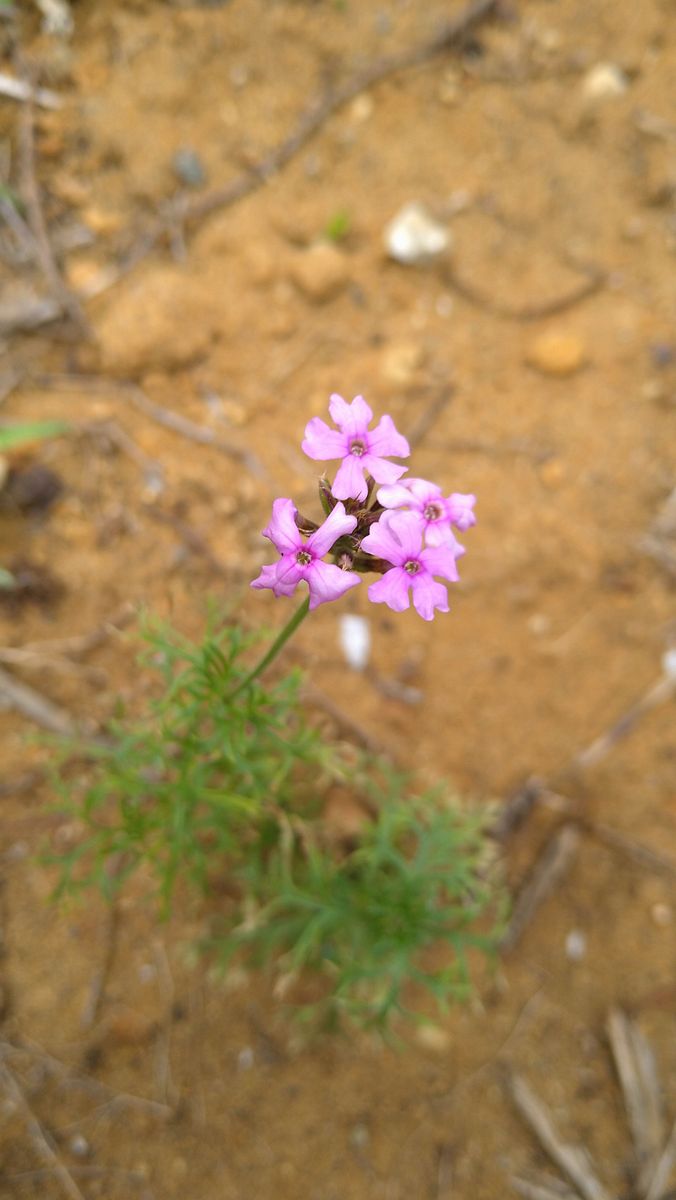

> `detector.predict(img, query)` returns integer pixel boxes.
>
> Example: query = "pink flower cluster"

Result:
[251,394,475,620]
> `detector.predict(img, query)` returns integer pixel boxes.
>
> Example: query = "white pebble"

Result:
[565,930,587,962]
[339,614,371,671]
[384,203,450,265]
[661,648,676,680]
[581,63,628,101]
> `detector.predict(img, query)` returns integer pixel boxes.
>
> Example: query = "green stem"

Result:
[228,596,311,701]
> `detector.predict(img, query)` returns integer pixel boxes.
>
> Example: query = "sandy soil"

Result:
[0,1,675,1197]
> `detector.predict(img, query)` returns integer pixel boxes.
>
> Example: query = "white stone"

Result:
[565,929,587,962]
[339,614,371,671]
[384,203,450,265]
[582,63,628,101]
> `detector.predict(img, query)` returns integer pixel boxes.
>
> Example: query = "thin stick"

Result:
[122,0,501,263]
[499,824,579,954]
[646,1121,676,1200]
[507,1073,613,1200]
[511,1177,579,1200]
[573,673,676,773]
[12,603,136,661]
[0,71,61,109]
[407,387,455,450]
[81,903,119,1030]
[444,262,604,323]
[606,1010,664,1197]
[0,1055,86,1200]
[34,373,268,480]
[0,664,78,735]
[15,65,89,336]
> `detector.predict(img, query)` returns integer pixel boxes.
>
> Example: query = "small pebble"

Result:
[581,62,628,101]
[69,1134,90,1158]
[415,1023,451,1052]
[526,331,587,377]
[384,202,450,265]
[172,148,206,188]
[662,648,676,680]
[565,929,587,962]
[237,1046,255,1071]
[339,614,371,671]
[527,613,551,636]
[650,342,675,369]
[539,458,566,489]
[349,94,374,123]
[651,903,673,928]
[349,1122,370,1150]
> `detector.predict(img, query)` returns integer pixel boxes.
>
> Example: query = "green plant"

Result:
[53,616,502,1029]
[324,209,351,242]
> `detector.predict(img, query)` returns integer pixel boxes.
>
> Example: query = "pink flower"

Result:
[251,498,361,610]
[377,478,476,546]
[302,393,410,503]
[360,511,463,621]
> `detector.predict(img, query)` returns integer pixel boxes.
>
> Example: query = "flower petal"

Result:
[378,510,425,560]
[367,568,411,612]
[447,492,477,531]
[424,523,465,549]
[332,454,369,502]
[367,414,410,459]
[302,417,347,462]
[307,501,357,557]
[359,515,407,564]
[420,544,461,582]
[406,477,442,505]
[363,456,408,487]
[262,498,301,554]
[410,574,449,620]
[376,482,413,510]
[328,392,373,437]
[307,560,361,609]
[251,562,299,598]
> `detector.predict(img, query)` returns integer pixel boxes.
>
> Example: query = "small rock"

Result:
[349,1122,371,1150]
[651,903,673,928]
[581,62,628,101]
[385,202,450,265]
[415,1023,451,1052]
[438,68,460,105]
[565,929,587,962]
[172,148,206,188]
[69,1134,90,1158]
[527,612,551,636]
[339,614,371,671]
[349,94,374,123]
[102,1007,157,1047]
[650,342,675,369]
[380,341,424,387]
[289,242,348,302]
[526,330,587,377]
[3,464,63,513]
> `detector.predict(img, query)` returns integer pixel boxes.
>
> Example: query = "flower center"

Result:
[350,439,366,457]
[296,550,312,566]
[424,502,443,522]
[404,559,420,575]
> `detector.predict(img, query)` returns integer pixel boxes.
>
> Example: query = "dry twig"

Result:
[122,0,502,262]
[0,664,78,735]
[443,261,604,322]
[506,1073,612,1200]
[0,1054,85,1200]
[499,824,579,954]
[0,71,61,108]
[607,1010,665,1198]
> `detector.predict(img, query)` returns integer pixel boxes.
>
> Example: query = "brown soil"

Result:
[0,1,675,1197]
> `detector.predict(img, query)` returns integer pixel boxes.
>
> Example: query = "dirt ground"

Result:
[0,0,675,1197]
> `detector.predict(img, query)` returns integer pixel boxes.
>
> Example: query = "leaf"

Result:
[0,421,69,452]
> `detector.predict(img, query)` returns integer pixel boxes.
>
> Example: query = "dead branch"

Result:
[506,1073,613,1200]
[15,60,90,337]
[511,1176,580,1200]
[573,673,676,773]
[0,1054,86,1200]
[606,1009,664,1197]
[443,261,604,322]
[646,1122,676,1200]
[0,664,78,735]
[34,373,269,480]
[80,903,119,1030]
[121,0,502,263]
[407,386,455,450]
[0,71,61,108]
[499,824,579,954]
